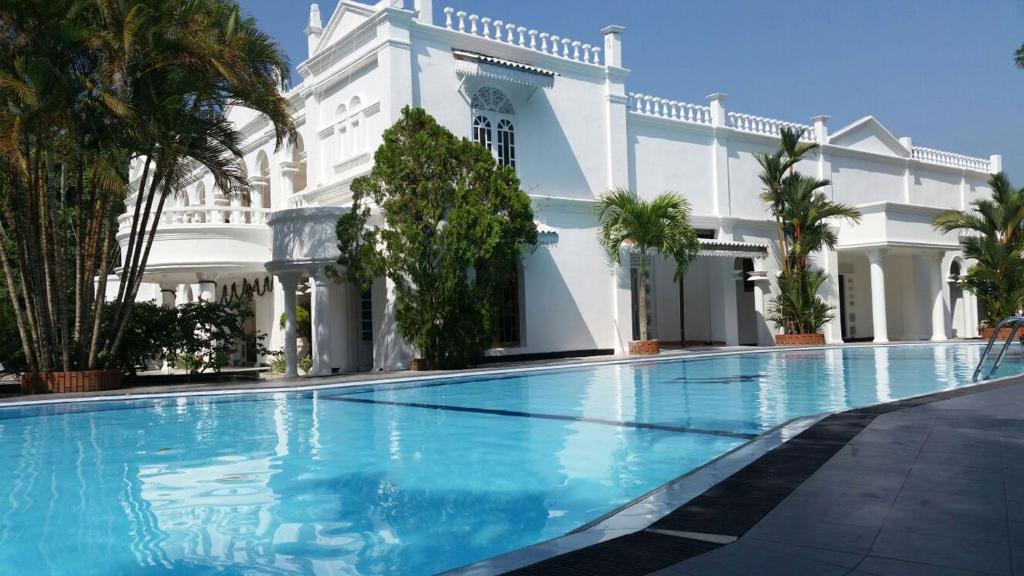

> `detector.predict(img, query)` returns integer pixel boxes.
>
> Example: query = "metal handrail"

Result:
[972,316,1024,381]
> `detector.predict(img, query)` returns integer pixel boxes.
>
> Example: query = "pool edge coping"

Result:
[0,340,979,409]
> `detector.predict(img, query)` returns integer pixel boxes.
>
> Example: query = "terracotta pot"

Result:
[981,326,1017,341]
[20,369,122,395]
[629,339,660,355]
[410,358,430,371]
[775,333,826,346]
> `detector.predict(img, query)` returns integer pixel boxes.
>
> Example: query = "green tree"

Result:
[0,0,293,373]
[594,189,701,342]
[335,106,537,369]
[757,128,861,335]
[933,172,1024,326]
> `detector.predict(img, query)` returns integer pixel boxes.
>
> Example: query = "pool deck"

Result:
[501,375,1024,576]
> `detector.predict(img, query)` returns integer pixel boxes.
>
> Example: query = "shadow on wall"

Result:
[518,210,600,354]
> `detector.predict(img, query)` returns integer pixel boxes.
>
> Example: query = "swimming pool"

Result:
[0,343,1020,575]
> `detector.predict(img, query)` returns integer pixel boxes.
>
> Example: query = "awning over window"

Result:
[699,239,770,260]
[535,221,559,245]
[454,50,556,89]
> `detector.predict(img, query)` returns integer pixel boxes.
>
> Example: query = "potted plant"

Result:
[757,128,861,345]
[595,189,701,355]
[933,172,1024,341]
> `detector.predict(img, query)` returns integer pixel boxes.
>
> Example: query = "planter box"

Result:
[410,358,430,371]
[629,339,659,355]
[981,326,1018,341]
[775,333,826,346]
[21,369,122,395]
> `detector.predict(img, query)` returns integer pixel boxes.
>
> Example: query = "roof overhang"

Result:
[454,50,556,89]
[699,239,770,260]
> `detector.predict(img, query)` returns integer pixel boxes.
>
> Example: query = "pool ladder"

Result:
[972,316,1024,382]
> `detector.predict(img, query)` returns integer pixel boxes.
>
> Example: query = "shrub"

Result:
[335,107,537,369]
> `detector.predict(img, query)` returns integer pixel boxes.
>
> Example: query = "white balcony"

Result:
[116,206,272,284]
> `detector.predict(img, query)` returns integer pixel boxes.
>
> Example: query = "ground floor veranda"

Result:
[134,238,981,379]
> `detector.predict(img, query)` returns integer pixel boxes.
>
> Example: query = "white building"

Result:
[120,0,1001,377]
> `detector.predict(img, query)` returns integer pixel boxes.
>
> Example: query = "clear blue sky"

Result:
[238,0,1023,178]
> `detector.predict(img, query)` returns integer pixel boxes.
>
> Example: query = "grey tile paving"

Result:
[852,555,995,576]
[666,382,1024,576]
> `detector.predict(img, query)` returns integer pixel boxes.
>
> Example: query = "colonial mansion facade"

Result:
[120,0,1002,377]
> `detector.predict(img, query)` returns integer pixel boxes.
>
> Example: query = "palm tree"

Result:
[0,0,295,373]
[756,127,820,275]
[933,172,1024,326]
[595,189,701,343]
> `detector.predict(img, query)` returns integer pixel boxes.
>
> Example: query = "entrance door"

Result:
[357,289,373,371]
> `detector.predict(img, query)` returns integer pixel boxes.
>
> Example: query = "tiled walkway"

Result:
[513,379,1024,576]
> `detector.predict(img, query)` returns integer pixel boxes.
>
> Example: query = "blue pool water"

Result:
[0,343,1021,575]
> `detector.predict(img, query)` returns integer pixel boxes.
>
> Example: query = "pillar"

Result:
[748,268,775,346]
[279,273,300,378]
[310,266,333,376]
[707,93,730,217]
[197,279,217,303]
[929,252,948,341]
[811,243,844,344]
[414,0,433,25]
[280,161,298,200]
[709,258,739,346]
[305,4,323,57]
[159,285,176,308]
[251,176,269,222]
[867,248,889,343]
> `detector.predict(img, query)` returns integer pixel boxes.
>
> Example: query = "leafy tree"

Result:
[757,128,861,335]
[335,107,537,369]
[933,172,1024,327]
[1015,42,1024,69]
[594,189,701,342]
[0,0,293,374]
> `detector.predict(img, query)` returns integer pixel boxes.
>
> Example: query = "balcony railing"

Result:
[118,206,272,230]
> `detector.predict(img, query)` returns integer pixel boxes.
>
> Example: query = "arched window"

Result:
[336,104,348,159]
[473,115,492,151]
[470,87,517,170]
[496,119,515,168]
[349,96,363,155]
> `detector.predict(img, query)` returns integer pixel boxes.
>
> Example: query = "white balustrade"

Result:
[912,146,991,172]
[726,112,815,141]
[627,93,712,125]
[441,6,602,65]
[117,206,272,231]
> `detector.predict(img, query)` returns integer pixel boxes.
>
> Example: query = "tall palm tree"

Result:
[595,189,700,343]
[756,127,820,275]
[933,172,1024,326]
[770,173,861,334]
[0,0,294,372]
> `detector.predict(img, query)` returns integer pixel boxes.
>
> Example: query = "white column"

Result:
[279,273,300,378]
[709,258,739,346]
[197,279,217,303]
[929,252,948,341]
[310,266,333,376]
[280,161,298,200]
[867,248,889,343]
[748,268,775,346]
[707,93,730,217]
[251,176,269,223]
[159,284,176,308]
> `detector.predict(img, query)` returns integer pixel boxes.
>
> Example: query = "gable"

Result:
[829,116,910,158]
[315,1,378,56]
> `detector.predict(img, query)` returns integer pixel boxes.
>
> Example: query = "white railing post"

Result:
[991,154,1003,173]
[602,25,624,68]
[811,114,830,145]
[707,93,727,127]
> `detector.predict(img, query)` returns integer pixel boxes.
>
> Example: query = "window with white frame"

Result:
[470,86,516,169]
